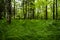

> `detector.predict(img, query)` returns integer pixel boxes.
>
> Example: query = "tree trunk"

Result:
[56,0,58,20]
[45,0,48,20]
[27,1,29,19]
[4,0,6,18]
[32,0,35,19]
[23,0,26,19]
[6,0,12,24]
[14,0,15,19]
[53,0,55,19]
[0,0,4,19]
[29,0,35,19]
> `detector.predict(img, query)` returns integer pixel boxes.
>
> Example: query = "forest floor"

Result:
[0,20,60,40]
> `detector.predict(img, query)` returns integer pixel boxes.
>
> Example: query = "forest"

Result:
[0,0,60,40]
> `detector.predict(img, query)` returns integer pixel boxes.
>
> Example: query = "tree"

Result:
[31,0,35,19]
[53,0,55,19]
[6,0,12,24]
[56,0,58,20]
[0,0,5,19]
[28,0,35,19]
[22,0,27,19]
[22,0,35,19]
[45,0,48,20]
[24,0,27,19]
[14,0,16,19]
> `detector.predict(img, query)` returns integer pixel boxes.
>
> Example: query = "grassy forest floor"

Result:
[0,19,60,40]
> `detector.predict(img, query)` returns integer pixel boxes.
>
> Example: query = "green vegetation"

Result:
[0,20,60,40]
[0,0,60,40]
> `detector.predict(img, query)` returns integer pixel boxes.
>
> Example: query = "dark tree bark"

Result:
[6,0,12,24]
[4,0,6,18]
[56,0,58,20]
[0,0,4,19]
[23,0,26,19]
[22,0,28,19]
[45,0,48,20]
[32,0,35,19]
[53,0,55,19]
[29,0,35,19]
[24,0,27,19]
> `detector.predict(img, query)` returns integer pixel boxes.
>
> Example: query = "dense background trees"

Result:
[0,0,59,22]
[0,0,59,23]
[10,0,59,20]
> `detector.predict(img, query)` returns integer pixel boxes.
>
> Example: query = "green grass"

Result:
[0,20,60,40]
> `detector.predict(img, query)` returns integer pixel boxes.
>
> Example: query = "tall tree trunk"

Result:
[32,8,35,19]
[27,1,29,19]
[26,1,28,19]
[7,0,12,24]
[32,0,35,19]
[53,0,55,19]
[4,0,6,18]
[56,0,58,20]
[14,0,16,19]
[29,0,35,19]
[0,0,4,19]
[45,0,48,20]
[23,0,26,19]
[23,0,28,19]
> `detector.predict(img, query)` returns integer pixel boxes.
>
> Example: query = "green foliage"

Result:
[0,0,60,40]
[0,20,60,40]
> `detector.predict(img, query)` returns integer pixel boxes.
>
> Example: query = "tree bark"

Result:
[0,0,4,19]
[45,0,48,20]
[6,0,12,24]
[23,0,26,19]
[56,0,58,20]
[53,0,55,19]
[32,0,35,19]
[14,0,16,19]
